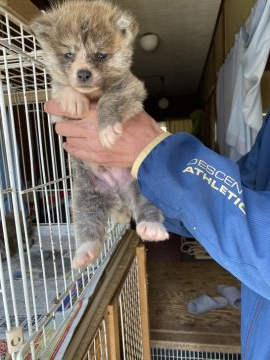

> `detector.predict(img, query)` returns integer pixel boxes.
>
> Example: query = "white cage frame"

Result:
[0,6,128,359]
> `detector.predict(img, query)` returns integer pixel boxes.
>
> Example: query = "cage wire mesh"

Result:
[151,348,241,360]
[119,256,143,360]
[81,254,145,360]
[0,7,128,359]
[82,319,108,360]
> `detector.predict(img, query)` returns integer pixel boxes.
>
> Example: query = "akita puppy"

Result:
[31,0,169,269]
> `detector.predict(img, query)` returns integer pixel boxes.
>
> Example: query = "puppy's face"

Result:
[30,0,138,93]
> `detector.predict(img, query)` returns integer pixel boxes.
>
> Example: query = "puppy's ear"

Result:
[111,11,139,41]
[29,14,54,41]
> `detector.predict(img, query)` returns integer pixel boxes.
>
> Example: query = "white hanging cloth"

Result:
[216,33,243,157]
[216,0,270,160]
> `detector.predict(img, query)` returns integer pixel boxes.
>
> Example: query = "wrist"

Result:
[131,132,171,178]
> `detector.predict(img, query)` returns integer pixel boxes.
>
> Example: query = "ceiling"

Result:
[32,0,222,104]
[121,0,222,99]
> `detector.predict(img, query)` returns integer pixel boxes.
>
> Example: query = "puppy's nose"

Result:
[77,69,92,82]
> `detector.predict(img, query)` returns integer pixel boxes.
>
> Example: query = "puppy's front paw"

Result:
[72,241,102,269]
[136,221,169,242]
[99,122,123,148]
[55,87,90,117]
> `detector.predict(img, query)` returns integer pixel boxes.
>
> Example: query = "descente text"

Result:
[183,159,246,215]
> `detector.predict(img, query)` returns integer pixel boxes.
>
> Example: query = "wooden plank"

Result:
[4,90,48,106]
[151,332,240,353]
[63,230,140,359]
[148,261,241,352]
[214,13,224,73]
[136,245,151,360]
[0,0,40,24]
[261,70,270,113]
[224,0,257,54]
[105,301,121,360]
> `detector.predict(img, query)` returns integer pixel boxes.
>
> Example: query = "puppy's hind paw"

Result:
[99,122,123,148]
[136,221,169,242]
[72,241,102,269]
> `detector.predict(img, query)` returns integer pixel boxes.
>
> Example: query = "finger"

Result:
[63,142,128,167]
[55,119,92,137]
[62,143,96,162]
[63,141,112,164]
[65,137,89,149]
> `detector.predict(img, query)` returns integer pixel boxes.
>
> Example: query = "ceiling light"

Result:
[158,97,169,110]
[139,33,159,52]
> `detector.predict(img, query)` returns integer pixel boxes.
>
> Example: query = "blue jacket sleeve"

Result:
[136,132,270,300]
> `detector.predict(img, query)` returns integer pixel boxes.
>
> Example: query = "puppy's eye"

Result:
[64,52,74,59]
[96,52,107,60]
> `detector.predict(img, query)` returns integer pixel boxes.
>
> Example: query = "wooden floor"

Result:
[147,261,241,353]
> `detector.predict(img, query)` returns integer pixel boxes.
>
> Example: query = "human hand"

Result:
[44,100,164,168]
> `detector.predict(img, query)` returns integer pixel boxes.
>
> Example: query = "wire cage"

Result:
[151,348,241,360]
[119,256,143,359]
[0,6,128,359]
[82,319,109,360]
[77,245,150,360]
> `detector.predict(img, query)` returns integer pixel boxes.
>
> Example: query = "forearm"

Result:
[135,132,270,300]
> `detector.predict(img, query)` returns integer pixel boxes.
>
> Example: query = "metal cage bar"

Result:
[0,6,128,359]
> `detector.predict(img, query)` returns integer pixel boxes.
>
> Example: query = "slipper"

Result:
[187,294,228,314]
[217,284,241,309]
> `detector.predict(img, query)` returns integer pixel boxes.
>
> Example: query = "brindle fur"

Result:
[31,0,169,269]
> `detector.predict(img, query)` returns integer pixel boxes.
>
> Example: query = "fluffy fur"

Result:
[31,0,169,269]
